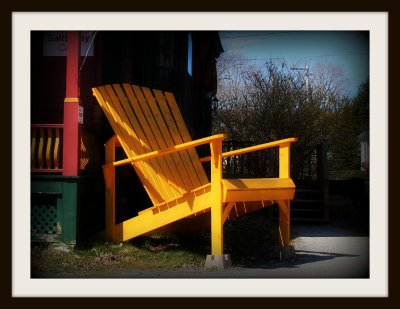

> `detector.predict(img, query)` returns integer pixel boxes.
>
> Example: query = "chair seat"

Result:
[222,178,295,203]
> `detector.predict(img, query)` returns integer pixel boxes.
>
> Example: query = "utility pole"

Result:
[290,65,311,100]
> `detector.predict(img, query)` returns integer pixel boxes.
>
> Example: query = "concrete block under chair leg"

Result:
[204,254,232,270]
[271,245,297,261]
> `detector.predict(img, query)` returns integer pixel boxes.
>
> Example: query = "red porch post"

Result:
[62,31,81,176]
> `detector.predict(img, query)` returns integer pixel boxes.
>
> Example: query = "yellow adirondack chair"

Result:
[92,83,297,269]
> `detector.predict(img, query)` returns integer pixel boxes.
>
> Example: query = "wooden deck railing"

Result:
[31,124,63,173]
[221,140,279,178]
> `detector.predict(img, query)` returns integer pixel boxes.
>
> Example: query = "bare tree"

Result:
[213,56,352,179]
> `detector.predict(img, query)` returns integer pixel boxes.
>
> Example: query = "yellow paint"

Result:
[105,84,172,201]
[138,183,211,216]
[277,200,290,247]
[96,86,166,204]
[31,126,62,170]
[200,138,297,163]
[149,87,201,188]
[222,178,295,203]
[162,90,209,185]
[64,97,80,103]
[45,128,52,168]
[104,137,116,241]
[279,143,290,178]
[123,84,182,197]
[92,84,298,258]
[210,139,223,255]
[222,203,235,223]
[224,188,295,204]
[38,128,44,169]
[80,136,90,170]
[54,128,60,169]
[116,188,212,242]
[126,85,186,195]
[102,134,225,169]
[222,178,295,190]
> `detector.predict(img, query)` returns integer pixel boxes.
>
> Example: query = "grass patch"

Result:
[31,233,207,277]
[31,208,279,277]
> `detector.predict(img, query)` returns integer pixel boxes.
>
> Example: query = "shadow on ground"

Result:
[31,194,370,278]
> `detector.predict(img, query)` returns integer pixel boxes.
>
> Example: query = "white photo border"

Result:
[12,12,388,297]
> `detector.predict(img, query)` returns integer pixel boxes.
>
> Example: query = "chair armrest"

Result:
[199,137,298,162]
[103,134,225,169]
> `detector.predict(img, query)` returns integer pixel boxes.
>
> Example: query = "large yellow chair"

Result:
[92,84,297,269]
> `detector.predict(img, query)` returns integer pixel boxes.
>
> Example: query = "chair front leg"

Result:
[205,139,232,270]
[104,136,116,242]
[210,139,223,256]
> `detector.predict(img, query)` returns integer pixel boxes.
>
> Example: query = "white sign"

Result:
[43,31,95,56]
[78,106,84,124]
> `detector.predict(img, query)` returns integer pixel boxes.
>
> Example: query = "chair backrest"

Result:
[92,84,209,206]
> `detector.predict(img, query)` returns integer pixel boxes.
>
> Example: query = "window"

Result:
[187,33,192,76]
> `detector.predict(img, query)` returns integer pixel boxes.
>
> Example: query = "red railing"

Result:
[31,124,63,173]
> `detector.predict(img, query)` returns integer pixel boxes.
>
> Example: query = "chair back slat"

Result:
[93,84,209,205]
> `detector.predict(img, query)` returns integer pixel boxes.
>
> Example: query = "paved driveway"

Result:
[97,222,369,279]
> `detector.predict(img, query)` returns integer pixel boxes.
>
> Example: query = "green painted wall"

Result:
[31,175,78,244]
[31,175,105,244]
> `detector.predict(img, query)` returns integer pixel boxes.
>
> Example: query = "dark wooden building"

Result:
[31,31,223,243]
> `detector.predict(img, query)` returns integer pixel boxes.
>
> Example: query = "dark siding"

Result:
[31,30,221,168]
[31,31,66,124]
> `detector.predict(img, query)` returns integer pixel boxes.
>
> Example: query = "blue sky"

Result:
[219,31,369,97]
